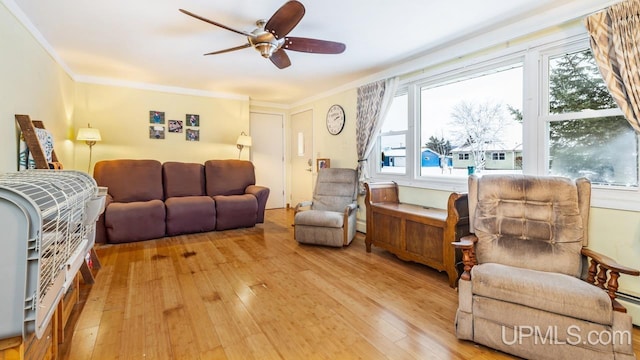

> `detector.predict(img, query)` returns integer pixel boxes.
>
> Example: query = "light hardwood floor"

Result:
[61,209,640,359]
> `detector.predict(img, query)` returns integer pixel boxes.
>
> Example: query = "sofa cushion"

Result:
[214,194,257,230]
[163,162,205,198]
[94,159,163,203]
[105,199,166,243]
[165,196,216,236]
[205,160,255,196]
[472,263,612,325]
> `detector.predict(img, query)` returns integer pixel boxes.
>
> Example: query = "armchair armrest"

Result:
[344,202,358,216]
[452,234,477,250]
[582,247,640,312]
[294,201,313,213]
[582,248,640,276]
[452,234,478,281]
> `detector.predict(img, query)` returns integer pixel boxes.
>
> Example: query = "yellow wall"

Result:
[73,82,250,173]
[0,2,75,172]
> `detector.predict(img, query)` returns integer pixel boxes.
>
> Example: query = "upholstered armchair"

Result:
[453,174,639,359]
[294,168,358,247]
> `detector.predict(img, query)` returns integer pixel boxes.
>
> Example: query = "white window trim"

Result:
[368,24,640,212]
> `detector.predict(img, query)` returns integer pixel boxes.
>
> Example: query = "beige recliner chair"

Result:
[294,168,358,247]
[454,174,639,360]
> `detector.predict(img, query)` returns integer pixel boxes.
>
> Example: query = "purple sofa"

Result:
[93,159,269,244]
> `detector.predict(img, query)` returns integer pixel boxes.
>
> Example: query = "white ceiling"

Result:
[7,0,614,105]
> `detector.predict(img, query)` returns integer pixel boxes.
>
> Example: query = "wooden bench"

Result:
[364,181,469,287]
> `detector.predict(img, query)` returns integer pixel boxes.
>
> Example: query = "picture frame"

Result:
[149,110,165,124]
[316,158,330,171]
[168,120,183,133]
[186,114,199,127]
[186,129,199,141]
[149,125,165,139]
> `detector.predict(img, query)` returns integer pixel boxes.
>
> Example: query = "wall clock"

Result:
[326,104,345,135]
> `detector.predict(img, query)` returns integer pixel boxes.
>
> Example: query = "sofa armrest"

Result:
[245,184,268,196]
[95,194,114,244]
[245,185,270,223]
[105,193,114,207]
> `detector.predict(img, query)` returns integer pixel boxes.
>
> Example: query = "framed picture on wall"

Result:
[168,120,183,133]
[316,158,330,171]
[186,114,199,127]
[186,129,199,141]
[149,125,165,139]
[150,110,165,124]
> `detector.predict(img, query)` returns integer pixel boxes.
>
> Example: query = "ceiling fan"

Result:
[179,1,346,69]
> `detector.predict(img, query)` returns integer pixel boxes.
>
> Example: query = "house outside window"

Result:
[492,152,506,160]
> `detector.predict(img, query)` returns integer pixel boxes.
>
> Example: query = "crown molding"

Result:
[249,100,290,110]
[74,75,249,101]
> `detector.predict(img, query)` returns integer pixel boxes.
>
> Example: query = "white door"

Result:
[250,112,285,209]
[290,109,314,207]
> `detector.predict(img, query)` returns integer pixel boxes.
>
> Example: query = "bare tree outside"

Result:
[449,100,507,171]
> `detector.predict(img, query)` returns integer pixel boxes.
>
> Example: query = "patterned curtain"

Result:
[585,0,640,133]
[356,77,399,193]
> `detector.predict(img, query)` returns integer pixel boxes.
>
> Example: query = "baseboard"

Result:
[356,219,366,233]
[617,292,640,326]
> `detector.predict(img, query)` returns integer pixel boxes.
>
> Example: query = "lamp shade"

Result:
[77,128,102,142]
[236,134,252,147]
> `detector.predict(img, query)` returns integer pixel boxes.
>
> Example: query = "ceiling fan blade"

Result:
[270,50,292,69]
[265,1,305,39]
[283,37,346,54]
[179,9,253,37]
[204,43,251,56]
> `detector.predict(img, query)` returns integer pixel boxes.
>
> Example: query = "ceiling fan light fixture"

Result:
[255,42,277,58]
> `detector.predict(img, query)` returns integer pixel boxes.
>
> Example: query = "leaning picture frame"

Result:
[316,158,330,171]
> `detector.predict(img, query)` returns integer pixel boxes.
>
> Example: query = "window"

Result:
[378,92,408,174]
[369,31,640,209]
[543,49,639,187]
[419,63,523,176]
